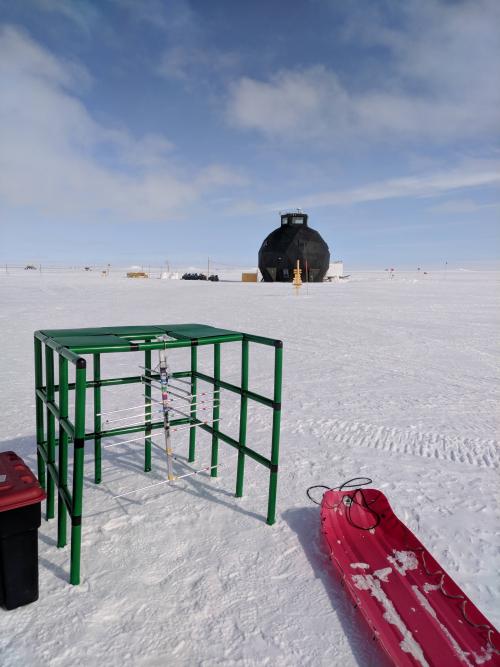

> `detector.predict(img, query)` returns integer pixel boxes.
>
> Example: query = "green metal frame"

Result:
[34,324,283,584]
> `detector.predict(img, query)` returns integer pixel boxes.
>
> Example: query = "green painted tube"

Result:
[193,371,274,408]
[34,337,46,490]
[57,356,68,548]
[198,422,272,467]
[84,416,190,441]
[243,333,279,347]
[45,345,56,520]
[70,363,86,585]
[137,334,242,352]
[267,344,283,525]
[93,354,102,484]
[236,339,249,497]
[188,346,198,462]
[144,347,152,472]
[210,344,221,477]
[42,336,82,364]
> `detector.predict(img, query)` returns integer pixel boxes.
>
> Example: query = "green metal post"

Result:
[188,345,197,462]
[57,356,68,547]
[45,345,56,520]
[34,336,46,489]
[236,339,249,497]
[267,343,283,525]
[70,360,87,585]
[93,354,102,484]
[210,343,221,477]
[144,347,152,472]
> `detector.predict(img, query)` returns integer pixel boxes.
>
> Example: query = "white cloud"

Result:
[429,199,500,215]
[276,161,500,210]
[32,0,99,32]
[0,26,243,223]
[158,45,239,82]
[226,0,500,143]
[225,160,500,215]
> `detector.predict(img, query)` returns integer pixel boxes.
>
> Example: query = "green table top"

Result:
[39,324,243,351]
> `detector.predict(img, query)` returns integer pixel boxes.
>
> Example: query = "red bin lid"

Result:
[0,451,46,512]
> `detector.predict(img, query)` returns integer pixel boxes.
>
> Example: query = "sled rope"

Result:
[308,479,499,655]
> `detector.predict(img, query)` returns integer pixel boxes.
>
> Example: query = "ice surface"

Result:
[0,269,498,666]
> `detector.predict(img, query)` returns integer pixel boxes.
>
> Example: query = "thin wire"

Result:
[306,478,372,505]
[311,478,499,655]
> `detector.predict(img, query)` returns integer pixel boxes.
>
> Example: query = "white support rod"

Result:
[158,344,175,482]
[104,433,162,449]
[142,380,220,403]
[168,403,216,420]
[141,377,183,395]
[141,376,220,398]
[149,385,191,402]
[97,398,161,417]
[165,396,217,410]
[105,408,163,424]
[162,381,192,395]
[140,394,217,410]
[153,386,193,402]
[170,417,221,433]
[165,387,221,402]
[142,375,192,396]
[99,416,222,450]
[139,367,192,387]
[169,377,191,387]
[113,463,224,499]
[104,396,217,424]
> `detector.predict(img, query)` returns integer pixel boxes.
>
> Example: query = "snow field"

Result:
[0,270,498,666]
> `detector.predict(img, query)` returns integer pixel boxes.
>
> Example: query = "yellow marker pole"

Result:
[293,259,302,294]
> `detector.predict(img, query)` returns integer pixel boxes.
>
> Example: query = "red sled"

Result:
[320,486,500,666]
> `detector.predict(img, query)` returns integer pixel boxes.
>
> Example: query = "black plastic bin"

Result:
[0,451,45,610]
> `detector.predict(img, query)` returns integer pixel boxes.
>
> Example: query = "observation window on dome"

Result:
[291,216,304,225]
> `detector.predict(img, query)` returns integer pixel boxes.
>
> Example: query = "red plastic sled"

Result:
[320,487,500,666]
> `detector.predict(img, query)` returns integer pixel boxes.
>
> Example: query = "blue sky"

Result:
[0,0,499,268]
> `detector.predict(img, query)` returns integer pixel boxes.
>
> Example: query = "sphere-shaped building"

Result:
[258,212,330,282]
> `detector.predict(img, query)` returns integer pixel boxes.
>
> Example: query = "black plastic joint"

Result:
[192,339,199,346]
[72,516,82,526]
[76,358,86,369]
[272,401,281,411]
[129,342,139,351]
[74,438,85,449]
[274,340,283,349]
[270,463,279,473]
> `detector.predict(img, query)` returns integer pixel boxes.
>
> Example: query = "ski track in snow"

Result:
[292,418,499,469]
[0,269,498,667]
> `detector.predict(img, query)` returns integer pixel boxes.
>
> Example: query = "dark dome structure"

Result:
[258,212,330,282]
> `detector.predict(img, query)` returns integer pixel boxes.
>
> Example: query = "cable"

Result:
[309,478,499,655]
[306,477,373,505]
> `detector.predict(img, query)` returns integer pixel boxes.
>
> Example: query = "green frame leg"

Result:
[236,339,249,497]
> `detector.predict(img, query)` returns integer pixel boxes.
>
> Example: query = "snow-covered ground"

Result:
[0,269,498,666]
